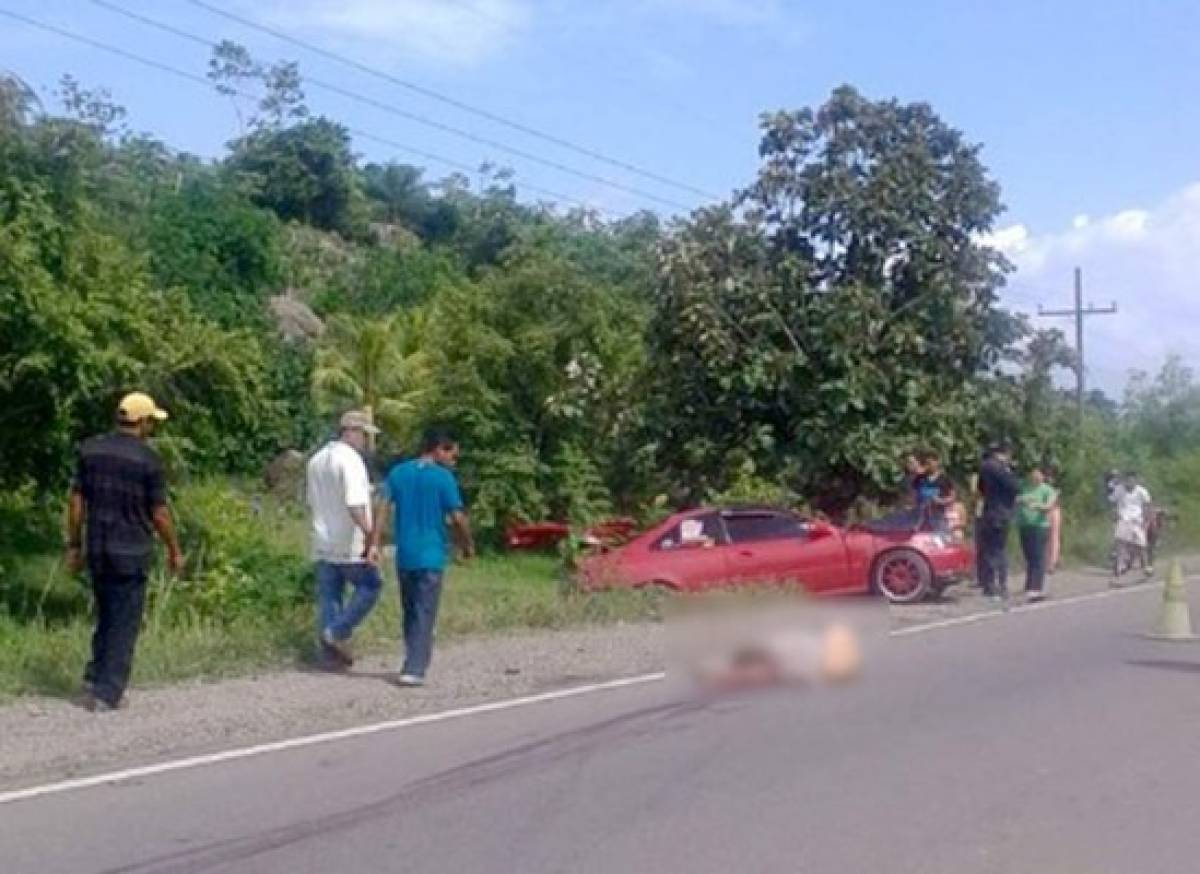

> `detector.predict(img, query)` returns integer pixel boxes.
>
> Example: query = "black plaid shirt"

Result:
[72,432,167,575]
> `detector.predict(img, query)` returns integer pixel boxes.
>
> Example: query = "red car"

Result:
[506,518,638,551]
[576,505,972,603]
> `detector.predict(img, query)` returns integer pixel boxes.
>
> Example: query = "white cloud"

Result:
[270,0,532,68]
[988,182,1200,393]
[639,0,805,44]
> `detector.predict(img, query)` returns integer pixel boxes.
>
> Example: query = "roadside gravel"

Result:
[1,557,1188,792]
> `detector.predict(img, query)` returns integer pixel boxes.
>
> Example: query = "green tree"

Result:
[649,86,1022,511]
[361,162,462,243]
[1123,355,1200,458]
[225,118,361,235]
[140,174,283,326]
[421,238,650,533]
[311,312,429,443]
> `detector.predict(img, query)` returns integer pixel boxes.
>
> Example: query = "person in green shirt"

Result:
[1016,465,1058,602]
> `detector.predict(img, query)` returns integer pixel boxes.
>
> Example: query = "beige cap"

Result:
[118,392,169,424]
[339,410,381,435]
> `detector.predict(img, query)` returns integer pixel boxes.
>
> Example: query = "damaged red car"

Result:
[575,505,972,604]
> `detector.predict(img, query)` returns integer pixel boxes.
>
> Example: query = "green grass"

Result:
[0,552,661,701]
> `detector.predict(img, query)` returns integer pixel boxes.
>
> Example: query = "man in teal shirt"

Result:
[374,428,475,686]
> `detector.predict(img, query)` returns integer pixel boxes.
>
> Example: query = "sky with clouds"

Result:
[3,0,1199,393]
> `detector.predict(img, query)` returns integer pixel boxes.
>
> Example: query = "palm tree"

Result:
[312,310,429,444]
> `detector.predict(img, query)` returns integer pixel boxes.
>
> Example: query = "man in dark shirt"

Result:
[976,441,1020,601]
[66,392,184,711]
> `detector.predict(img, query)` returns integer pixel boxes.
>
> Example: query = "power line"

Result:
[86,0,693,212]
[0,7,610,215]
[182,0,721,201]
[438,0,732,133]
[1036,266,1119,426]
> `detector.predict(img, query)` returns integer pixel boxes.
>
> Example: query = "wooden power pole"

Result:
[1037,267,1117,426]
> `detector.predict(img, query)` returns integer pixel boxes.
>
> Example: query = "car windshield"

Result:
[860,508,946,534]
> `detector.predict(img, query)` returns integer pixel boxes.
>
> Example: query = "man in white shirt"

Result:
[307,410,383,668]
[1113,471,1154,577]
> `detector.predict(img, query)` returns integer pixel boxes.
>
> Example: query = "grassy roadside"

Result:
[2,475,1191,702]
[0,554,661,701]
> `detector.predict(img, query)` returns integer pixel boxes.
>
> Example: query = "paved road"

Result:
[6,584,1200,874]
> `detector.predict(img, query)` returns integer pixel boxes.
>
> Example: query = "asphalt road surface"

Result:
[6,584,1200,874]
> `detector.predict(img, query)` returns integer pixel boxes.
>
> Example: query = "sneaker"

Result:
[1026,591,1047,603]
[321,630,354,668]
[395,673,425,687]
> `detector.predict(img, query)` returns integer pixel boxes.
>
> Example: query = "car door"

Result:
[721,510,850,593]
[646,512,733,591]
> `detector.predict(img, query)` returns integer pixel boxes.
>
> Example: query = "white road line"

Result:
[0,672,666,807]
[0,576,1180,807]
[889,579,1166,637]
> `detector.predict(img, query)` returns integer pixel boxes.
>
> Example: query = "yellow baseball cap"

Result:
[117,392,169,424]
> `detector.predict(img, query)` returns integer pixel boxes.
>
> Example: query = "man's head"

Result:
[987,440,1012,463]
[338,410,381,452]
[919,450,941,473]
[116,392,168,439]
[1029,466,1046,486]
[420,427,460,467]
[1123,471,1139,488]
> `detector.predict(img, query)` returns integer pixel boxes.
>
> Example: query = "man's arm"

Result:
[152,504,185,574]
[368,497,390,562]
[66,488,86,572]
[348,505,377,563]
[449,510,476,559]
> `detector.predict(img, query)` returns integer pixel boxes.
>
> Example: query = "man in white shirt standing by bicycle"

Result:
[1112,471,1154,583]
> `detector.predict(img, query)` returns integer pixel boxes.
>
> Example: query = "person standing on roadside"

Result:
[1016,466,1058,602]
[1044,466,1063,575]
[914,450,953,531]
[1112,471,1154,580]
[66,392,184,712]
[373,427,475,687]
[306,410,384,670]
[976,441,1020,603]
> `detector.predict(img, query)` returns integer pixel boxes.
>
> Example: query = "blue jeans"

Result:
[399,569,444,678]
[316,561,382,642]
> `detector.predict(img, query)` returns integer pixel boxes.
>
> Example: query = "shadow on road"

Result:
[1125,658,1200,675]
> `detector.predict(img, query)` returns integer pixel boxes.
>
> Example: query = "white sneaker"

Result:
[395,673,425,687]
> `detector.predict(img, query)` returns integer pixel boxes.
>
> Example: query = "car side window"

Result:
[656,513,725,551]
[722,512,807,544]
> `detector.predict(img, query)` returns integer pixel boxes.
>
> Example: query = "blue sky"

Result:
[4,0,1199,391]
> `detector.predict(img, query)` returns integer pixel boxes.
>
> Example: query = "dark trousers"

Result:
[1019,526,1048,594]
[976,518,1011,596]
[86,566,148,706]
[399,569,445,678]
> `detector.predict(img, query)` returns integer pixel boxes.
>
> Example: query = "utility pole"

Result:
[1037,267,1118,426]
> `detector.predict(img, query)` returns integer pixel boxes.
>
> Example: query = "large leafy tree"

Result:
[650,86,1023,510]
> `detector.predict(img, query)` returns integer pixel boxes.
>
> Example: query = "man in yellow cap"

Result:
[66,392,184,712]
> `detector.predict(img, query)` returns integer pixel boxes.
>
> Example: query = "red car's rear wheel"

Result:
[872,548,933,604]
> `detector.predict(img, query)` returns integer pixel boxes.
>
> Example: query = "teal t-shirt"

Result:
[385,459,464,571]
